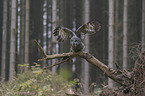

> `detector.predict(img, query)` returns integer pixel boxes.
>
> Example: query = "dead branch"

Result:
[35,40,132,86]
[34,40,47,57]
[43,58,70,69]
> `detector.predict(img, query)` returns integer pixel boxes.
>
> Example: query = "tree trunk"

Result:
[1,0,8,80]
[9,0,17,80]
[47,0,52,67]
[52,0,57,74]
[142,0,145,52]
[114,0,119,62]
[24,0,30,64]
[16,0,21,73]
[123,0,128,69]
[114,0,119,87]
[108,0,114,88]
[82,0,90,93]
[20,0,25,67]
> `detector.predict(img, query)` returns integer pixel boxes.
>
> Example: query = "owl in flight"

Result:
[53,21,101,52]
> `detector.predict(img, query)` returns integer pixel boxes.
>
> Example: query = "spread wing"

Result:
[76,21,101,35]
[53,27,76,42]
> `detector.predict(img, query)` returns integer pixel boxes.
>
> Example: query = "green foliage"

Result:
[0,64,102,95]
[0,64,67,96]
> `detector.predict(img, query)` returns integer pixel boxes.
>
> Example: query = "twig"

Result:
[34,40,47,57]
[43,58,70,69]
[38,57,48,61]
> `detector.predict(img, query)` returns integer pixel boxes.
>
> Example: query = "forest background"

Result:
[0,0,144,95]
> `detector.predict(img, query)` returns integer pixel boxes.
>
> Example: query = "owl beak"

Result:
[72,43,77,46]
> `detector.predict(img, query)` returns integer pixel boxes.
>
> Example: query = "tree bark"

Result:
[82,0,90,93]
[123,0,128,70]
[108,0,114,88]
[52,0,57,74]
[142,0,145,52]
[24,0,30,64]
[20,0,25,66]
[9,0,17,80]
[1,0,8,80]
[114,0,119,62]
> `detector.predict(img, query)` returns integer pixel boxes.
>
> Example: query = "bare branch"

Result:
[34,40,47,57]
[39,52,81,61]
[35,41,131,86]
[43,58,70,69]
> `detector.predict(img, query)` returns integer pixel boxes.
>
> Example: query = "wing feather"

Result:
[53,27,75,42]
[76,21,101,35]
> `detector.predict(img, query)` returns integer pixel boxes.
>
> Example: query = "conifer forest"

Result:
[0,0,145,95]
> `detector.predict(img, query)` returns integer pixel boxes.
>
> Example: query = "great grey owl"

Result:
[53,21,101,52]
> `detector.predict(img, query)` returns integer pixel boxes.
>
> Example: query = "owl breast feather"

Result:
[71,42,84,52]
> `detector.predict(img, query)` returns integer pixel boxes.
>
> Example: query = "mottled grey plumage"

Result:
[53,21,101,52]
[70,36,84,52]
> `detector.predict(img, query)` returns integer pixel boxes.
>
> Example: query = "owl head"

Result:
[70,36,82,47]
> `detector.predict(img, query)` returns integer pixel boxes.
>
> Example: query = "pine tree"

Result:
[108,0,114,88]
[82,0,90,93]
[142,0,145,51]
[123,0,128,69]
[1,0,8,80]
[9,0,17,80]
[24,0,30,64]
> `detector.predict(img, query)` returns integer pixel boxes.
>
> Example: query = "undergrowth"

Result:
[0,64,77,96]
[0,64,101,96]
